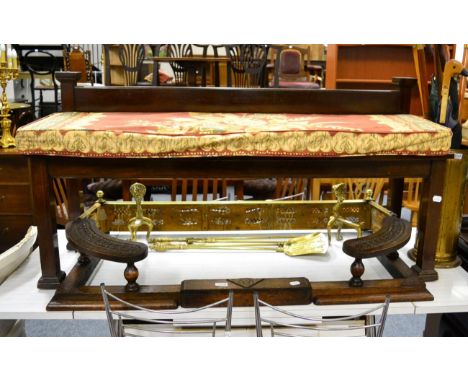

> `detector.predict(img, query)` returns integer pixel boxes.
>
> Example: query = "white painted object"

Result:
[0,226,37,285]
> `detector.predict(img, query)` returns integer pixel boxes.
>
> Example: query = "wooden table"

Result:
[153,56,230,86]
[17,72,450,310]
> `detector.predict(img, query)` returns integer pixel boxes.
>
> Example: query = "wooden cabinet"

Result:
[103,44,126,85]
[325,44,432,115]
[0,150,34,252]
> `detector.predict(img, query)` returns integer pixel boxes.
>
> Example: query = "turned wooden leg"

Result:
[387,250,399,261]
[66,241,77,252]
[124,262,139,292]
[78,253,90,265]
[349,258,364,287]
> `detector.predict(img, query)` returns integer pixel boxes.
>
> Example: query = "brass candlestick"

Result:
[0,45,19,149]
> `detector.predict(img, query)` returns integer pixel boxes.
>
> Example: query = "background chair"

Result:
[402,178,422,227]
[22,50,61,117]
[118,44,146,86]
[63,46,93,84]
[273,178,312,200]
[121,178,244,201]
[103,44,156,86]
[271,45,320,89]
[166,44,194,86]
[242,177,311,201]
[254,292,390,337]
[345,178,386,204]
[101,283,233,337]
[168,178,244,201]
[194,44,224,86]
[311,178,386,204]
[52,178,69,226]
[225,44,269,88]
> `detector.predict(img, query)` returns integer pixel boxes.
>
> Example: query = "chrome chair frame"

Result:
[101,283,233,337]
[254,292,390,337]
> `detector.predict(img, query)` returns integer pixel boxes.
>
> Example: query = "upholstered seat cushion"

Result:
[15,112,452,158]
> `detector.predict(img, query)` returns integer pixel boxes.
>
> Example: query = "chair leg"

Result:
[365,315,376,337]
[253,292,263,337]
[387,250,399,261]
[54,86,59,112]
[78,252,90,265]
[225,291,234,336]
[411,210,418,227]
[29,78,36,117]
[39,90,44,117]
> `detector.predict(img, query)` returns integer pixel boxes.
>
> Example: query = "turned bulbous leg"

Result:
[349,258,364,287]
[78,252,90,265]
[124,262,140,292]
[387,251,399,261]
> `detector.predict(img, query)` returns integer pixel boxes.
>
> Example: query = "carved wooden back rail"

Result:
[59,72,413,114]
[26,72,449,309]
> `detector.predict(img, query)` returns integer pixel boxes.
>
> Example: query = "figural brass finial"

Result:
[128,182,153,241]
[96,190,105,202]
[327,183,362,244]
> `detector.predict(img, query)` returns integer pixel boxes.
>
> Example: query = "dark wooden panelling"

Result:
[0,185,33,214]
[0,156,30,183]
[0,151,34,253]
[0,215,34,252]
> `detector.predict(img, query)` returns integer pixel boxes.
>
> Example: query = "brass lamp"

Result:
[0,44,19,148]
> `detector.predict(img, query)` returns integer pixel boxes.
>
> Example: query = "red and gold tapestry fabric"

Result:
[15,112,452,158]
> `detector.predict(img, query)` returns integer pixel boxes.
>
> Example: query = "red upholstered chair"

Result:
[271,46,320,89]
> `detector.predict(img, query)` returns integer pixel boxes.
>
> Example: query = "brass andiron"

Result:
[327,183,362,244]
[0,45,19,149]
[128,182,153,241]
[149,232,328,256]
